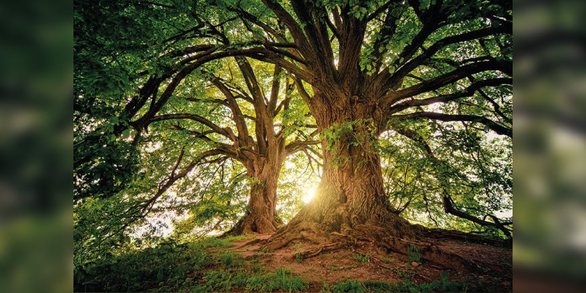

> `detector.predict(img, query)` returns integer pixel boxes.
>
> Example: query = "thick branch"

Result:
[285,140,321,155]
[261,0,310,53]
[393,112,512,137]
[149,113,233,140]
[379,24,511,91]
[382,59,511,107]
[387,78,512,113]
[211,78,251,142]
[269,65,283,113]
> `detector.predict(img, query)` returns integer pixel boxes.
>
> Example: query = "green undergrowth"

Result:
[74,235,308,292]
[194,267,308,292]
[321,273,470,293]
[75,236,478,293]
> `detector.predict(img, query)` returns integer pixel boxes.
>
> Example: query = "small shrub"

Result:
[202,269,248,292]
[203,270,234,291]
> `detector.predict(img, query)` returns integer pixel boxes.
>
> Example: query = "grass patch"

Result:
[322,273,470,293]
[224,234,253,242]
[354,253,370,264]
[193,234,250,249]
[361,280,395,292]
[75,235,470,293]
[407,244,422,263]
[74,242,213,292]
[195,237,231,248]
[200,270,248,291]
[331,279,365,292]
[217,250,244,267]
[245,268,308,292]
[195,267,308,292]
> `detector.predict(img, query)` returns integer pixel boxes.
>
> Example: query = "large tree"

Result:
[143,57,318,234]
[74,0,318,235]
[190,0,513,269]
[75,0,512,271]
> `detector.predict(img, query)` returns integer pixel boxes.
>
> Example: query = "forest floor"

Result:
[75,233,512,292]
[210,233,513,292]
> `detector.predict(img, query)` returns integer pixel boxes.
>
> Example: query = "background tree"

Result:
[73,0,319,265]
[74,56,320,263]
[142,57,318,234]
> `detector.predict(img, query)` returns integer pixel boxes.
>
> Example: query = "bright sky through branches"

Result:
[302,186,317,204]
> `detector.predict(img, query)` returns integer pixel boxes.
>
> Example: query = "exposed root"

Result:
[265,217,509,275]
[295,242,346,260]
[417,241,487,273]
[345,227,492,274]
[265,221,327,250]
[235,238,263,249]
[223,212,280,236]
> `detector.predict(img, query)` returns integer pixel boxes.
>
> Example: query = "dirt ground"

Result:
[223,234,512,292]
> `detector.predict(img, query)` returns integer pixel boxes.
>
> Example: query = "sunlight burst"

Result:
[302,186,317,203]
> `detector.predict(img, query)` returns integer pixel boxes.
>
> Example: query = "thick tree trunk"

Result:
[266,95,508,274]
[226,151,285,235]
[268,106,414,244]
[227,172,279,234]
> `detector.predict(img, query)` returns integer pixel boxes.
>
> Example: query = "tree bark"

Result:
[268,97,413,242]
[226,148,285,235]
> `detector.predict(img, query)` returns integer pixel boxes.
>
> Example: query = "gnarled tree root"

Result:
[262,219,510,276]
[294,242,348,260]
[222,213,280,236]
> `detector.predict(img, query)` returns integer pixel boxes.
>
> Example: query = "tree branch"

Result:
[387,78,512,113]
[149,113,233,140]
[382,59,511,107]
[285,140,321,155]
[140,149,227,217]
[379,24,511,91]
[393,111,512,137]
[391,124,512,238]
